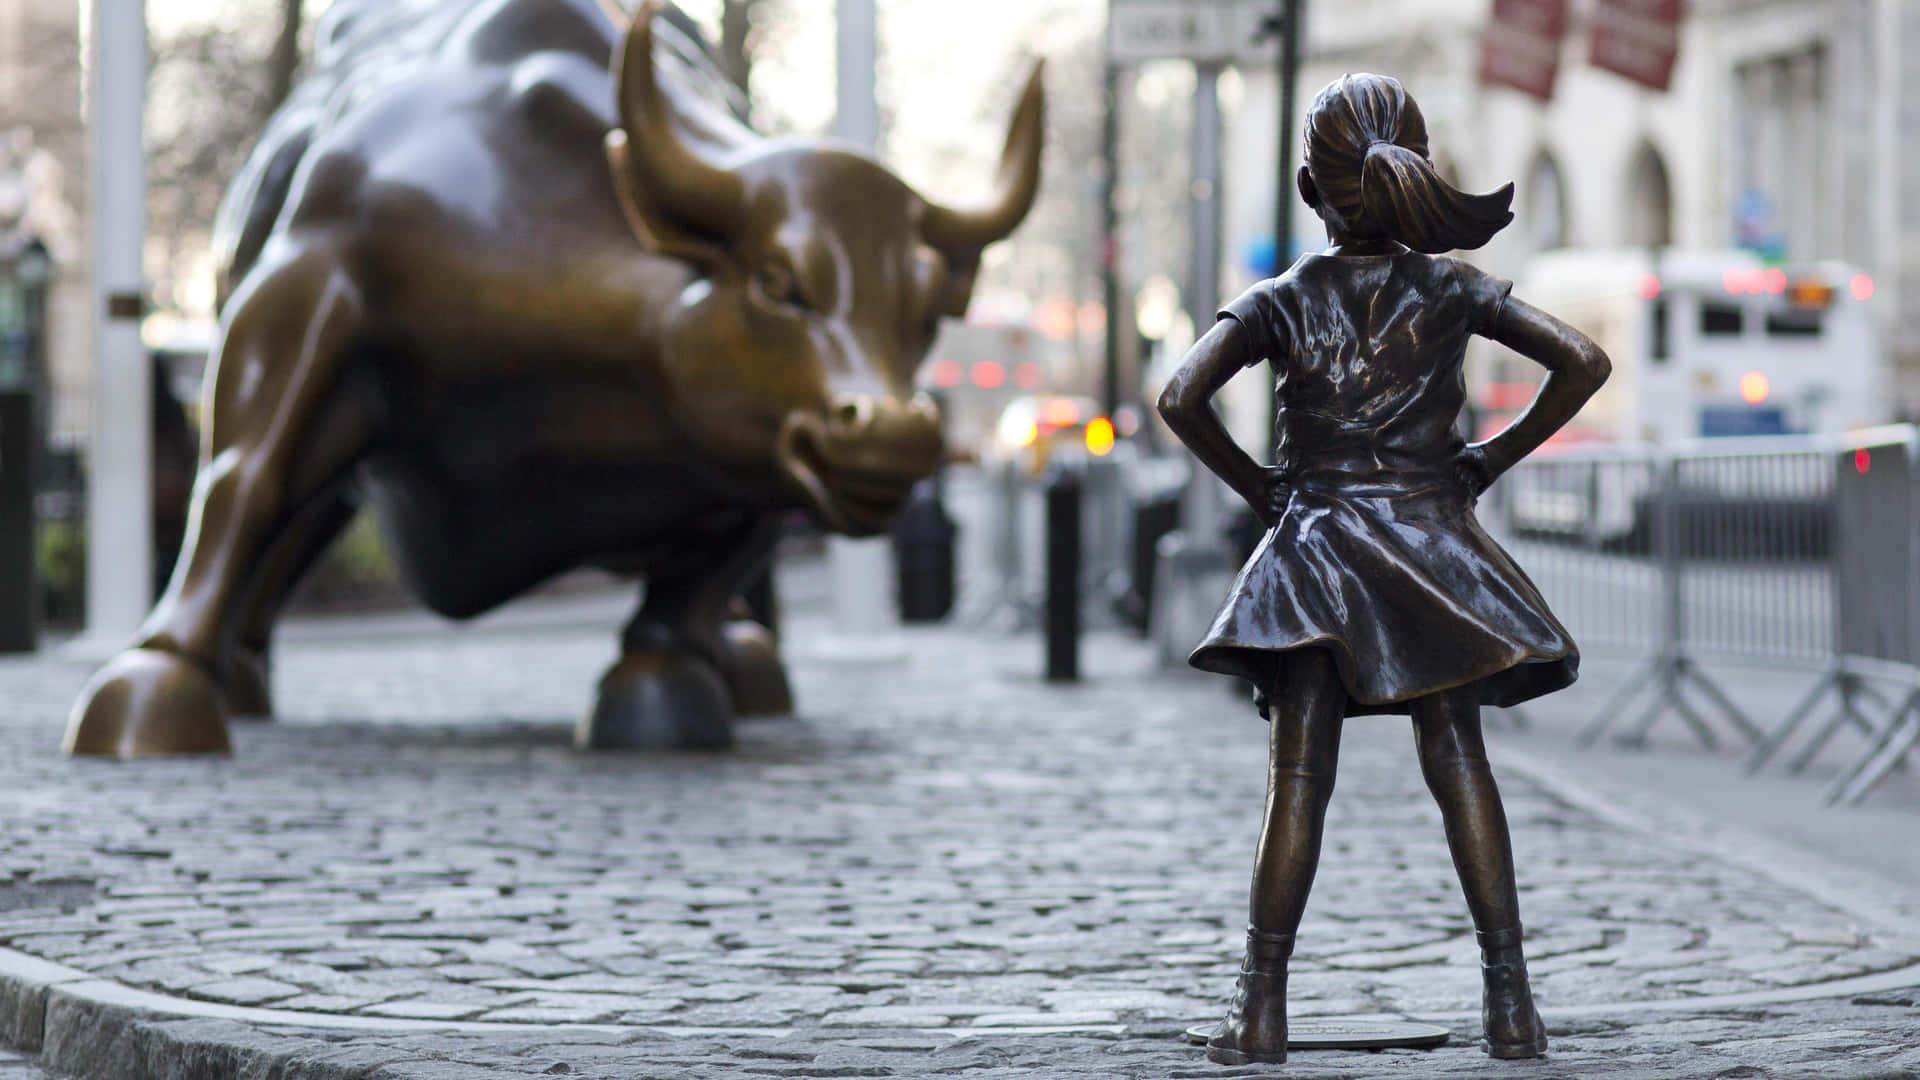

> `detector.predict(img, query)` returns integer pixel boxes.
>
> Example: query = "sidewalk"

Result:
[0,579,1914,1078]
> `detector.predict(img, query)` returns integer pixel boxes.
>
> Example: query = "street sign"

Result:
[1108,1,1275,64]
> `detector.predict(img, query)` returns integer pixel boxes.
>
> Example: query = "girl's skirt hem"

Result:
[1190,638,1578,718]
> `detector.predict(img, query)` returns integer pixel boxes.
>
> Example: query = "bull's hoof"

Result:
[65,649,233,758]
[223,647,274,720]
[721,619,793,718]
[580,650,735,751]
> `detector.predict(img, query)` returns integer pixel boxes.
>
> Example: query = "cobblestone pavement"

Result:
[0,593,1916,1077]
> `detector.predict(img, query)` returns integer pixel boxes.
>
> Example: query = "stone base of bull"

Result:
[580,649,737,751]
[63,648,235,758]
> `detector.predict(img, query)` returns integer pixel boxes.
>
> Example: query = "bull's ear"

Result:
[935,249,982,319]
[605,131,729,269]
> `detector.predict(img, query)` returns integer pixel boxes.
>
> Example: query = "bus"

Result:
[1468,249,1887,446]
[1471,250,1887,547]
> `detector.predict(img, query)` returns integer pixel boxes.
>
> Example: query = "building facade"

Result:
[1220,0,1920,414]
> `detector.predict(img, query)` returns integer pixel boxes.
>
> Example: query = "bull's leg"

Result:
[65,254,371,757]
[580,517,782,750]
[222,490,361,718]
[722,595,794,718]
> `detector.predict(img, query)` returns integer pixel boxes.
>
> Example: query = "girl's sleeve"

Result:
[1217,280,1290,368]
[1455,260,1515,335]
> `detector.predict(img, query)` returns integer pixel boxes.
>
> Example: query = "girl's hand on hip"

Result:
[1255,465,1291,528]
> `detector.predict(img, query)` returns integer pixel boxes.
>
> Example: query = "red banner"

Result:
[1590,0,1685,92]
[1478,0,1571,101]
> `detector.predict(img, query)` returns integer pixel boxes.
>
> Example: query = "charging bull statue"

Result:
[66,0,1044,756]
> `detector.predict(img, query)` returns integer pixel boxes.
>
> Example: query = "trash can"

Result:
[0,389,35,652]
[893,477,957,622]
[1115,479,1183,634]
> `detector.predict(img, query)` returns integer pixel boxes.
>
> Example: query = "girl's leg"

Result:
[1251,648,1347,933]
[1410,684,1547,1058]
[1207,648,1346,1066]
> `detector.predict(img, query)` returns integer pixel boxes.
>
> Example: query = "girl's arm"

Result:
[1468,296,1612,485]
[1156,318,1279,523]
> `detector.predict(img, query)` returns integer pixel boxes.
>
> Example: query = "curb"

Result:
[4,950,1919,1076]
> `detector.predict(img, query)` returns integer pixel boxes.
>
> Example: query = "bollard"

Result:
[1044,467,1081,681]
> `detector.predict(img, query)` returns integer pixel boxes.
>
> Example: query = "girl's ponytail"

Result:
[1304,74,1515,254]
[1360,142,1514,253]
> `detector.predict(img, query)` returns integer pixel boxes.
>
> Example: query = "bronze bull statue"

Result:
[65,0,1044,756]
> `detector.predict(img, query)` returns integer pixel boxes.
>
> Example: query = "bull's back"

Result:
[212,0,653,301]
[212,0,749,303]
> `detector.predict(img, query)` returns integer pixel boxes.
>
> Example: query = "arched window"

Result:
[1523,151,1569,253]
[1625,142,1673,249]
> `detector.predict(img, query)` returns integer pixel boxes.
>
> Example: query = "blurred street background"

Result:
[0,0,1918,1076]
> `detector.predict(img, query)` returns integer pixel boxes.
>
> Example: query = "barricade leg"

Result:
[1745,665,1843,773]
[1826,689,1920,805]
[1578,654,1661,746]
[1784,672,1884,774]
[1662,679,1719,751]
[1675,658,1760,743]
[1605,654,1752,751]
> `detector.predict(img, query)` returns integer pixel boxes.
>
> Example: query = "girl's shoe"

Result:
[1479,926,1548,1058]
[1205,929,1293,1065]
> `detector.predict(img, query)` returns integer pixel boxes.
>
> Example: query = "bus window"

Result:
[1649,299,1669,363]
[1765,309,1823,337]
[1700,303,1744,336]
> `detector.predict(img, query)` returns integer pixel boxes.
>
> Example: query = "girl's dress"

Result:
[1190,250,1578,717]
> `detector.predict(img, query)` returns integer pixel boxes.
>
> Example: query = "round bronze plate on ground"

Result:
[1181,1020,1452,1051]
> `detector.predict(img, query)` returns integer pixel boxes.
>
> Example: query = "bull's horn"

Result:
[614,1,745,238]
[920,59,1046,253]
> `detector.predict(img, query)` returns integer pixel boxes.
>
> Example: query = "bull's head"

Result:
[603,3,1043,536]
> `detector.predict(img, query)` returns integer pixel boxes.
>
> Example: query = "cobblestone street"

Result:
[0,585,1913,1077]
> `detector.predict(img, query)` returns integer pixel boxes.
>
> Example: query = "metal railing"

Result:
[1486,426,1920,803]
[951,452,1151,631]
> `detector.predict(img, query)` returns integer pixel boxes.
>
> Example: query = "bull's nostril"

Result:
[834,397,872,430]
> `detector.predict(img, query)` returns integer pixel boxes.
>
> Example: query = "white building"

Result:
[1218,0,1920,414]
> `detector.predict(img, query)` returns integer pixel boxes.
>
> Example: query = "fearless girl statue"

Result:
[1157,73,1611,1064]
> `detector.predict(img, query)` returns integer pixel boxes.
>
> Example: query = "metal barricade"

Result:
[1492,428,1920,804]
[954,454,1138,631]
[1815,429,1920,803]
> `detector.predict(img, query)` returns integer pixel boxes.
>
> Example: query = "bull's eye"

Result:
[753,259,807,312]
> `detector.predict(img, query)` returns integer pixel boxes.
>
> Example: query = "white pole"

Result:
[84,0,153,647]
[827,0,895,638]
[834,0,879,148]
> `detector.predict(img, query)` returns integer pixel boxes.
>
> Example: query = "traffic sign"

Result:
[1108,1,1276,64]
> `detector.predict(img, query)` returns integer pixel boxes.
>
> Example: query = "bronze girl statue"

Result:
[1157,74,1610,1064]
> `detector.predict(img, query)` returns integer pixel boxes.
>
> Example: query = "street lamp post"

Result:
[1267,0,1303,461]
